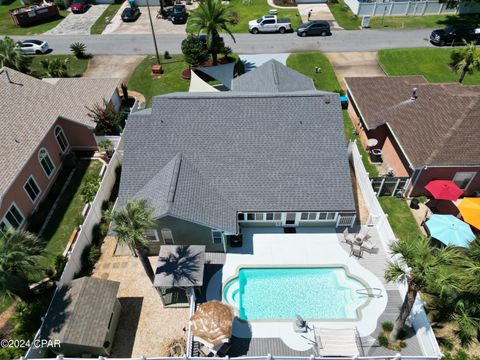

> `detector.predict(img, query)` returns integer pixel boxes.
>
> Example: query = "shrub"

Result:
[87,245,101,266]
[378,335,389,347]
[54,255,67,280]
[181,35,209,67]
[40,57,69,78]
[87,98,124,135]
[98,139,113,152]
[92,221,109,244]
[381,321,394,332]
[222,45,233,59]
[70,42,87,59]
[228,10,240,25]
[80,173,101,203]
[54,0,67,10]
[399,340,407,349]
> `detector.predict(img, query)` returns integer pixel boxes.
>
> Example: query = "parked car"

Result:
[19,39,49,55]
[297,20,331,37]
[168,4,188,24]
[70,0,89,14]
[121,6,141,22]
[430,25,480,46]
[248,15,292,34]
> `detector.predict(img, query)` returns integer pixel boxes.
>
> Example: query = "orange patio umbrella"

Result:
[458,198,480,230]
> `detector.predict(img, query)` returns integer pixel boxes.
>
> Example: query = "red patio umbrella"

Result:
[425,180,463,201]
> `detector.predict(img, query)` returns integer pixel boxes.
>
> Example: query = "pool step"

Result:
[224,278,241,307]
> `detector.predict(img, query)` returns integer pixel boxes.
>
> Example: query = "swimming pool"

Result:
[223,267,369,321]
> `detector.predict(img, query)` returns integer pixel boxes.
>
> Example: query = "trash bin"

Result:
[340,96,348,109]
[370,148,382,163]
[410,198,420,209]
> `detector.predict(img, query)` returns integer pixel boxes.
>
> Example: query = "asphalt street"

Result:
[11,28,437,55]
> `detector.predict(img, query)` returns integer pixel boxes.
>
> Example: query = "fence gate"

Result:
[370,177,410,197]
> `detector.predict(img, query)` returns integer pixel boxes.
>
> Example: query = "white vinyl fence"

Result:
[345,0,480,16]
[348,141,442,358]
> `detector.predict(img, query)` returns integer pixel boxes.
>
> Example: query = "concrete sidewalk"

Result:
[297,4,341,29]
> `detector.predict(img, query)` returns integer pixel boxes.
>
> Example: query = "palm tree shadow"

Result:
[156,245,203,286]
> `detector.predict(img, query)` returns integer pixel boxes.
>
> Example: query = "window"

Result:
[266,213,274,220]
[301,212,318,221]
[263,19,275,24]
[237,213,245,221]
[327,212,336,220]
[24,176,41,203]
[3,204,24,228]
[274,213,281,220]
[255,213,264,221]
[38,148,55,177]
[161,228,174,244]
[247,213,255,221]
[453,172,476,190]
[144,229,159,242]
[54,126,69,153]
[212,230,223,244]
[318,212,336,221]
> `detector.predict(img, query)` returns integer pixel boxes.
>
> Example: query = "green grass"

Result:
[186,0,302,33]
[128,55,190,107]
[368,13,480,30]
[29,55,90,78]
[0,0,68,35]
[328,0,361,30]
[33,160,102,282]
[379,48,480,85]
[287,52,342,93]
[379,197,423,242]
[90,3,122,34]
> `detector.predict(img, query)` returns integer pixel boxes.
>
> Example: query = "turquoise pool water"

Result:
[223,267,368,321]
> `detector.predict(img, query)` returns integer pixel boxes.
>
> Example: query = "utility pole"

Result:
[146,0,161,65]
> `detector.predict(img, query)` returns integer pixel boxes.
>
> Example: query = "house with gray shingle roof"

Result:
[117,63,356,253]
[41,277,121,357]
[0,67,120,234]
[345,76,480,198]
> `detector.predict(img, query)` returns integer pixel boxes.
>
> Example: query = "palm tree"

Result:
[40,58,70,78]
[189,0,236,65]
[0,228,43,302]
[450,41,480,83]
[0,36,30,72]
[106,199,156,283]
[384,236,457,341]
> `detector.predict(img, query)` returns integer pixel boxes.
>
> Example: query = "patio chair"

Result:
[355,227,369,242]
[361,238,377,253]
[343,228,356,245]
[350,243,363,258]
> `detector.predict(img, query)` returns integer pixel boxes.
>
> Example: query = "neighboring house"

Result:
[0,67,120,234]
[41,277,121,357]
[345,76,480,197]
[117,62,356,253]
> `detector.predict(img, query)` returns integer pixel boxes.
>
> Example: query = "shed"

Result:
[41,277,121,357]
[154,245,205,307]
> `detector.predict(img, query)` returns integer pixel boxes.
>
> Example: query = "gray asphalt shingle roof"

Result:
[41,277,120,348]
[0,67,119,195]
[118,90,355,233]
[231,59,315,93]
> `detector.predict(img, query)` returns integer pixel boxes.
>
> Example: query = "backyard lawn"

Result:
[90,3,122,34]
[128,55,190,107]
[29,55,90,78]
[379,197,423,242]
[186,0,302,33]
[32,160,102,282]
[0,0,68,35]
[368,13,480,29]
[379,48,480,85]
[328,0,361,30]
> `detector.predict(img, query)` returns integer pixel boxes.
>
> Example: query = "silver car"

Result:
[19,40,49,55]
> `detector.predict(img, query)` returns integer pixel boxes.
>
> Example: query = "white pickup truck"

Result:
[248,15,292,34]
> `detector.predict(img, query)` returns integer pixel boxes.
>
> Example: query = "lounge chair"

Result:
[343,228,356,245]
[355,227,370,242]
[361,238,377,253]
[350,243,363,258]
[315,328,361,357]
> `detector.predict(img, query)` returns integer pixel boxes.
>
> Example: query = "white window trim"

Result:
[145,229,160,242]
[212,229,224,245]
[161,228,174,245]
[23,175,42,204]
[2,202,25,229]
[38,148,55,178]
[54,125,69,153]
[452,171,477,191]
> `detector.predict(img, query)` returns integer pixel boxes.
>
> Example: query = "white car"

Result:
[19,40,49,55]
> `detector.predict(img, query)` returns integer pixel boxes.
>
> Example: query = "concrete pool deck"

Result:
[206,227,387,351]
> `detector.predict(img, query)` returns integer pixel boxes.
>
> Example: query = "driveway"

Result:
[103,3,197,35]
[45,5,109,35]
[83,55,144,82]
[324,51,385,89]
[297,4,341,29]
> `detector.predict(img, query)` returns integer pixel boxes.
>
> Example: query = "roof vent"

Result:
[410,87,418,100]
[325,97,331,104]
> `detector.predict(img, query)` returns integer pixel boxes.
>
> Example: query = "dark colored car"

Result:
[70,0,89,14]
[121,6,141,22]
[297,20,331,37]
[168,4,188,24]
[430,25,480,46]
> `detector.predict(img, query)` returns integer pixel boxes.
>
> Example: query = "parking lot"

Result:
[102,2,197,35]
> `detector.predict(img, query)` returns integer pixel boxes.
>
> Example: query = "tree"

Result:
[450,41,480,83]
[0,228,43,302]
[106,199,156,283]
[70,42,87,59]
[0,36,30,72]
[40,57,70,78]
[188,0,236,65]
[86,98,123,135]
[181,35,210,67]
[384,236,457,341]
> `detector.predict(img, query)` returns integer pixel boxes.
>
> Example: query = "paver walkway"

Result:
[45,5,109,35]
